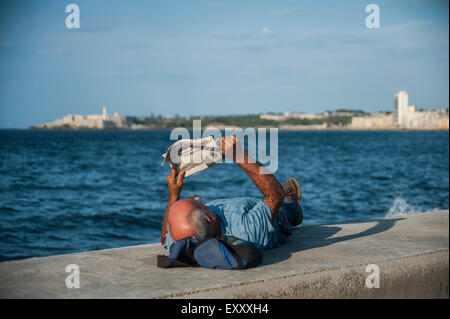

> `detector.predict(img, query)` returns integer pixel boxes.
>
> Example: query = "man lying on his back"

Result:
[161,135,303,253]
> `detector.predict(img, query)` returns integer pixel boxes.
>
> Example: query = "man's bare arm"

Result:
[221,136,284,223]
[161,168,185,245]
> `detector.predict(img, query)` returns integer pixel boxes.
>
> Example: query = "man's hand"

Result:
[161,168,185,245]
[219,135,244,162]
[166,168,185,199]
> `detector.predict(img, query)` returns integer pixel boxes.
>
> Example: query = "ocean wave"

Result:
[385,197,439,217]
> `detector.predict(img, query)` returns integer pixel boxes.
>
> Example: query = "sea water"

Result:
[0,129,448,261]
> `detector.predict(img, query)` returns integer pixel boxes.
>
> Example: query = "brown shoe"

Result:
[284,177,301,204]
[285,178,303,226]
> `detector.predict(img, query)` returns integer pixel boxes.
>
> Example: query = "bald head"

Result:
[167,198,221,241]
[167,199,199,240]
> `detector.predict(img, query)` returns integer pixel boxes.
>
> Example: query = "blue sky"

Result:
[0,0,448,128]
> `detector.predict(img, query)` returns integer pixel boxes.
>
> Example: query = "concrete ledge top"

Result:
[0,210,448,298]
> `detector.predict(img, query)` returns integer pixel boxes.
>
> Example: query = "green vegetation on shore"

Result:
[130,111,363,129]
[136,114,278,128]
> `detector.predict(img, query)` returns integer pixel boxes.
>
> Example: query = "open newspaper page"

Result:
[161,136,223,177]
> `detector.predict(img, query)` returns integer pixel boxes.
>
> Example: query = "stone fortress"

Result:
[33,106,128,129]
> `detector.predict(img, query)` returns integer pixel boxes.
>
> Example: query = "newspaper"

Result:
[161,136,223,177]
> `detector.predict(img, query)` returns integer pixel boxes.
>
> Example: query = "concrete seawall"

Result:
[0,210,448,298]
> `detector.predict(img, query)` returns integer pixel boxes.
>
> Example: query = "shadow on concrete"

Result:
[261,217,406,266]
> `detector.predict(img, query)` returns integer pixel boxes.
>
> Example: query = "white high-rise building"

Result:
[394,91,408,126]
[102,106,107,120]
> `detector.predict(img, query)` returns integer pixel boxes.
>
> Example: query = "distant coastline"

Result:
[30,106,449,131]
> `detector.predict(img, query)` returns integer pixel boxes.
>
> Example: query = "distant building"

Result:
[351,91,449,130]
[260,112,324,121]
[259,114,285,121]
[324,110,363,117]
[394,91,448,129]
[350,113,394,129]
[33,106,128,129]
[394,90,409,126]
[283,112,325,120]
[406,108,449,129]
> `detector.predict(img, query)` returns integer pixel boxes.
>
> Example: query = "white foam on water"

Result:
[385,197,427,217]
[385,197,442,217]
